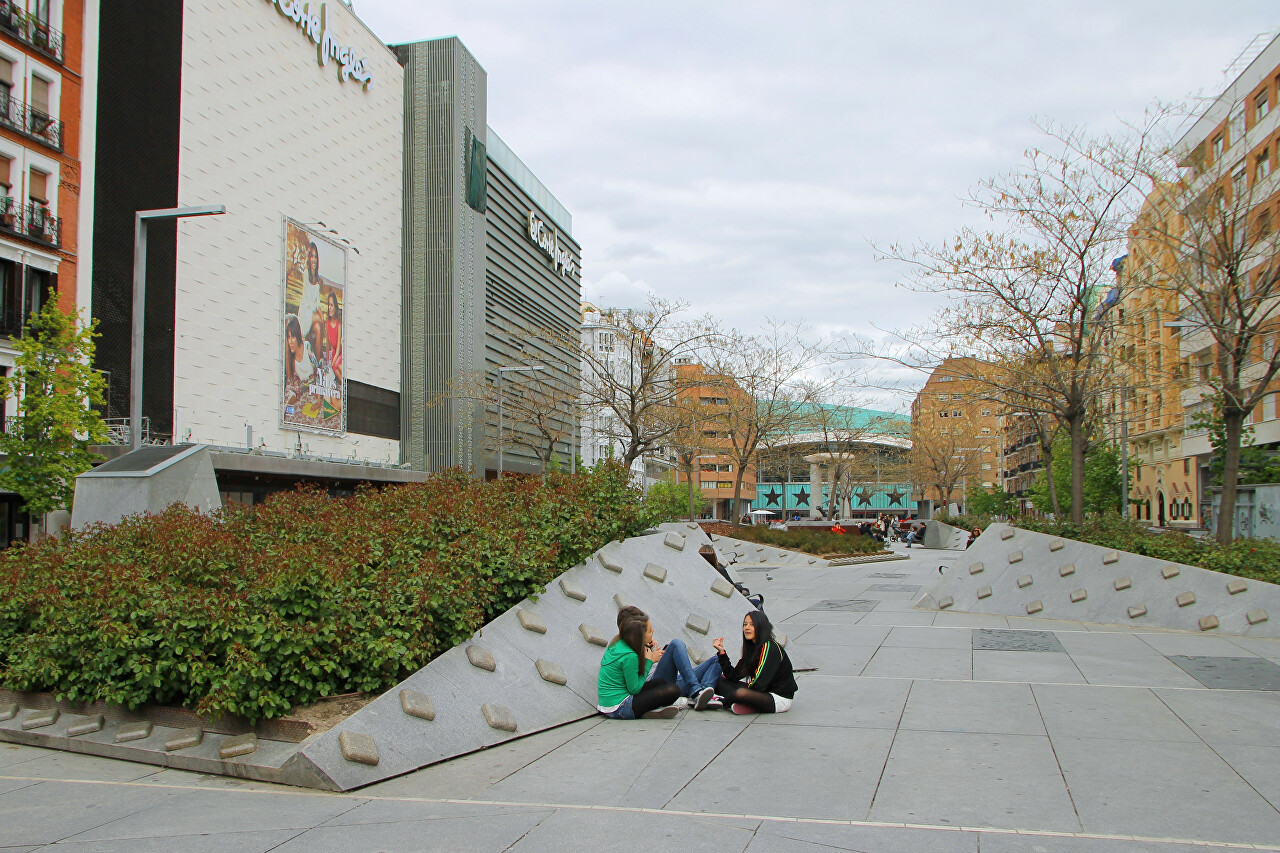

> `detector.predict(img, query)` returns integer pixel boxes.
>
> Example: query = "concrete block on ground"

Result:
[923,520,967,549]
[923,523,1280,637]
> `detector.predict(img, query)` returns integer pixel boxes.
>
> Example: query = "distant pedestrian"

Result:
[967,527,982,548]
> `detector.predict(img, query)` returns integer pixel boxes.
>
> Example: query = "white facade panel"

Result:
[172,0,403,460]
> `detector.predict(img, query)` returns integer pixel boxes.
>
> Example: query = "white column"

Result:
[809,462,821,520]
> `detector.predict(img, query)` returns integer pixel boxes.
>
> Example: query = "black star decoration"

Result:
[856,488,876,507]
[794,488,810,506]
[886,489,905,507]
[763,487,782,506]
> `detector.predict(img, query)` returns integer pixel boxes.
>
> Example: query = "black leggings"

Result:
[631,678,681,718]
[716,677,777,713]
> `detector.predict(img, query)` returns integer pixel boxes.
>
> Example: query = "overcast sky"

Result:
[356,1,1276,408]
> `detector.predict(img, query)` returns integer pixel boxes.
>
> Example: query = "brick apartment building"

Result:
[0,0,88,543]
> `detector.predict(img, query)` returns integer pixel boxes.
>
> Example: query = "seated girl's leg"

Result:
[649,639,700,696]
[715,677,777,713]
[631,679,681,717]
[690,656,722,694]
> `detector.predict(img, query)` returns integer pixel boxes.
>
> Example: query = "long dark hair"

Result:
[618,618,649,676]
[285,314,303,380]
[307,242,320,283]
[740,609,774,669]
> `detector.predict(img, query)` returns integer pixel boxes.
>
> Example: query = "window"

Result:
[1265,338,1275,362]
[700,480,717,490]
[1233,164,1247,198]
[980,408,991,417]
[951,410,962,418]
[346,381,400,440]
[716,481,733,489]
[938,375,953,382]
[597,444,611,460]
[1258,149,1272,182]
[1259,209,1274,239]
[700,396,728,405]
[1229,109,1245,146]
[0,155,9,197]
[981,427,991,435]
[1213,135,1225,161]
[937,394,949,402]
[1257,90,1271,123]
[596,331,614,352]
[0,59,11,119]
[28,169,47,205]
[30,75,49,117]
[938,410,949,418]
[702,430,718,438]
[1183,458,1190,475]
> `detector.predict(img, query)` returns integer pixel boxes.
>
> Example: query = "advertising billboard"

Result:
[281,217,346,434]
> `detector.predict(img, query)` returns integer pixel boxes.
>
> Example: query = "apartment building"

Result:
[1113,33,1280,532]
[0,0,86,543]
[673,360,756,520]
[909,357,1001,513]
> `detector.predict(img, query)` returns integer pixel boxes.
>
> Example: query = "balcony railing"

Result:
[0,2,63,63]
[0,90,61,150]
[0,197,60,247]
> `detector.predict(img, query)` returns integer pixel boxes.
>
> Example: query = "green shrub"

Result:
[0,463,655,722]
[714,523,884,557]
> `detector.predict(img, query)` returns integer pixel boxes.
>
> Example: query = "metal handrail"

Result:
[0,90,61,150]
[0,1,63,63]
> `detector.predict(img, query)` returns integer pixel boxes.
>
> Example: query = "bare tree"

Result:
[433,370,578,474]
[881,118,1160,524]
[1129,98,1280,543]
[908,412,986,513]
[696,321,832,525]
[569,297,717,468]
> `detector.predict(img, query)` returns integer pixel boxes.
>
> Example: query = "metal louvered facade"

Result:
[398,37,580,477]
[397,38,487,473]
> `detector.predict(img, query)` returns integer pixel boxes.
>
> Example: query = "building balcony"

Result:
[0,91,61,150]
[0,2,63,63]
[0,197,60,247]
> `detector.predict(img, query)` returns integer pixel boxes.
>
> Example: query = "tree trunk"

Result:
[1068,414,1086,525]
[1039,434,1061,517]
[731,466,744,526]
[687,462,696,523]
[1217,409,1245,546]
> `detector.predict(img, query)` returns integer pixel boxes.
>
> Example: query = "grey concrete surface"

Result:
[4,541,1280,851]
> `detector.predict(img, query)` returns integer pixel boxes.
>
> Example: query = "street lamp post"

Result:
[496,364,545,476]
[131,205,226,450]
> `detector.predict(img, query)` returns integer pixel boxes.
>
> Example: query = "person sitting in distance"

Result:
[597,614,685,719]
[967,527,983,548]
[906,522,926,548]
[712,610,797,715]
[831,521,846,535]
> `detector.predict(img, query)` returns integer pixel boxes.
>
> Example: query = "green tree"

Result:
[0,301,108,517]
[967,485,1017,518]
[1192,402,1280,487]
[1029,432,1125,517]
[645,476,706,523]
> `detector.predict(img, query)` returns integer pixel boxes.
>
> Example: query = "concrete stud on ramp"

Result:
[922,523,1279,638]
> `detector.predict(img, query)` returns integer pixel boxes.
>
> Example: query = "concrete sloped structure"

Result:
[71,445,221,529]
[708,533,831,568]
[922,523,1278,638]
[278,523,757,790]
[922,519,967,550]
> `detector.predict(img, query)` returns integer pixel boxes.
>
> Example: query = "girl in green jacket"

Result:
[596,616,684,719]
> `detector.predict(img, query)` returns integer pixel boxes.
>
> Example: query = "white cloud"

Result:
[355,0,1279,399]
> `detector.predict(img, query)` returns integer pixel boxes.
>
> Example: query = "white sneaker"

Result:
[693,686,715,711]
[672,696,690,710]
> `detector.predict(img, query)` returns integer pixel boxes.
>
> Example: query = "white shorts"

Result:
[771,693,793,713]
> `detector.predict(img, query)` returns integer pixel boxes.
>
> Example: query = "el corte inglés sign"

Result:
[264,0,373,89]
[527,211,577,279]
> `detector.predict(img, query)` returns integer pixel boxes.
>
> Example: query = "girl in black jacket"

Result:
[713,610,797,714]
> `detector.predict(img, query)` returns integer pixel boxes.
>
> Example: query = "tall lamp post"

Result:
[131,205,226,450]
[496,364,545,476]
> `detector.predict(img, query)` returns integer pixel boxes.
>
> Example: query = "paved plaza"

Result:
[3,543,1280,851]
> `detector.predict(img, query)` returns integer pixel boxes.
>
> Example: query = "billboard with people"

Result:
[281,217,346,434]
